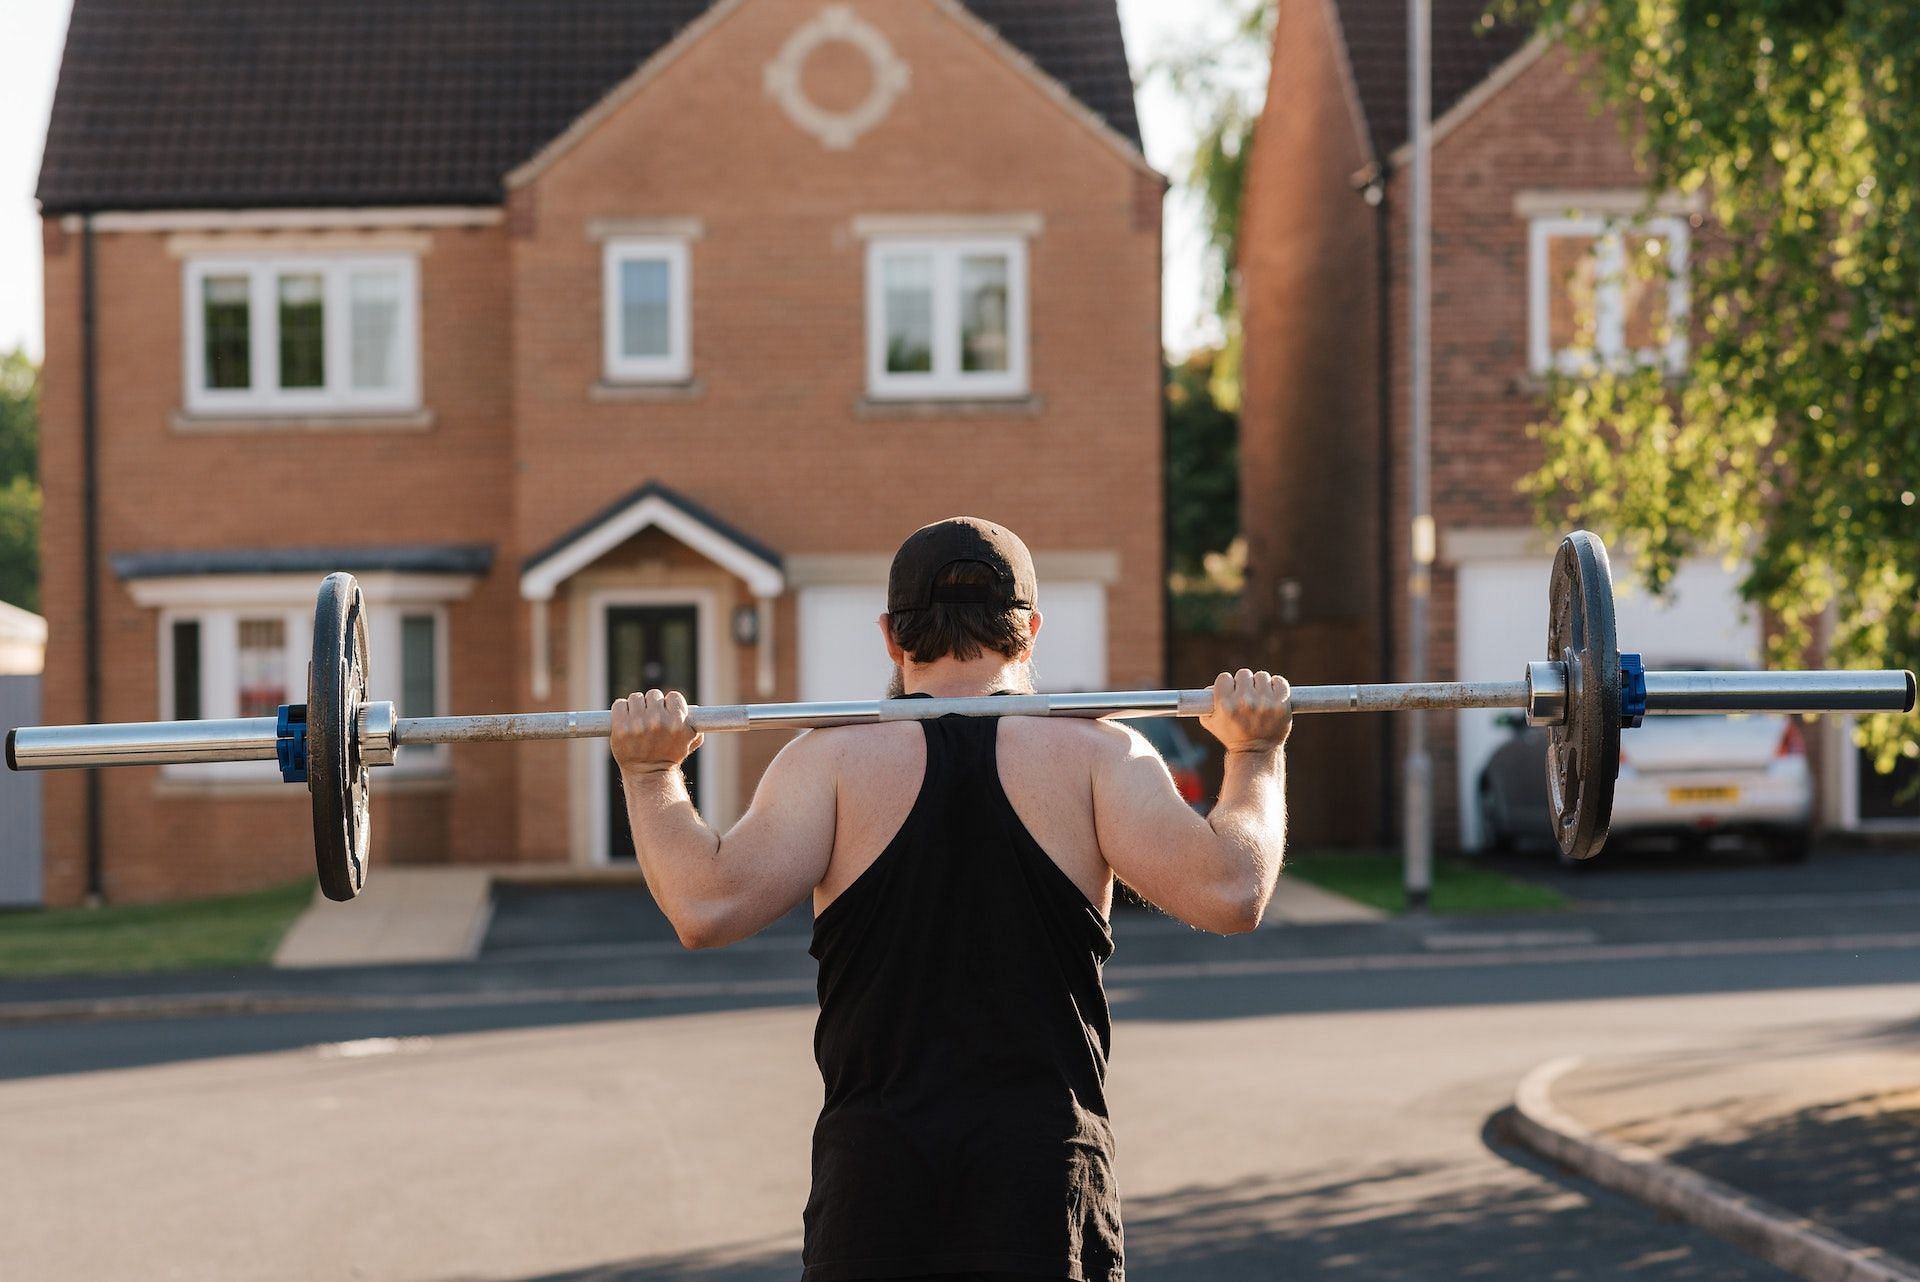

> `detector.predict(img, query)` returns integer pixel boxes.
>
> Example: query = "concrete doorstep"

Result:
[1508,1055,1920,1282]
[272,868,495,968]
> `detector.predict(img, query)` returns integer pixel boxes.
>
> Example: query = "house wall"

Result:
[1237,0,1388,847]
[1378,45,1653,845]
[37,220,520,903]
[34,0,1162,902]
[506,0,1164,862]
[1242,32,1667,850]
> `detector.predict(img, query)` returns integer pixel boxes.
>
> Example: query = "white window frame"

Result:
[602,237,692,383]
[182,254,421,415]
[1527,214,1689,376]
[156,599,450,781]
[865,236,1028,400]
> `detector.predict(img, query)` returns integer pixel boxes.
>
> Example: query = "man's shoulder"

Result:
[785,721,924,769]
[999,712,1142,768]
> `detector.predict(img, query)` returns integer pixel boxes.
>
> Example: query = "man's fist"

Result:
[610,689,705,776]
[1198,669,1292,753]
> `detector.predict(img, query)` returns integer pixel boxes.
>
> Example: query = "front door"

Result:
[606,605,700,862]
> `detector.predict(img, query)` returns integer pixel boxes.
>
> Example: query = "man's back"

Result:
[802,713,1124,1281]
[608,515,1292,1282]
[809,713,1120,919]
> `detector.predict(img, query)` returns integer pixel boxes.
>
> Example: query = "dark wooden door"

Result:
[606,605,699,862]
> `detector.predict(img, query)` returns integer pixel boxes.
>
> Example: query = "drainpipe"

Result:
[1404,0,1435,912]
[1368,175,1395,849]
[81,213,103,904]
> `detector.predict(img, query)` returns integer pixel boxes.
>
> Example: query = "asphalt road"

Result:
[6,890,1920,1280]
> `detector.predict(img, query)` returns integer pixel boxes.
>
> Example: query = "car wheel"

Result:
[1767,829,1812,864]
[1478,777,1512,855]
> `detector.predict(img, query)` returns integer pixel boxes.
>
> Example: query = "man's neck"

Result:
[900,654,1033,698]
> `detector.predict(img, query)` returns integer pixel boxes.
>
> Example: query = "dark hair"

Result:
[887,560,1033,664]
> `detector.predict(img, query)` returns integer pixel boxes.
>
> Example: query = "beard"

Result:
[886,660,1038,698]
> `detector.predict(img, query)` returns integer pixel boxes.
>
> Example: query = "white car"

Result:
[1479,680,1814,863]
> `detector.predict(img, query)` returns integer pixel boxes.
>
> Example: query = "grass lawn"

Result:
[1286,850,1568,915]
[0,881,314,979]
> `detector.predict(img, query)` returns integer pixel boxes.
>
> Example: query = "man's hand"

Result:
[610,689,705,777]
[1198,669,1292,753]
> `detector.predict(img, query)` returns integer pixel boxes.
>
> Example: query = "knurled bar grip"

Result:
[9,670,1912,771]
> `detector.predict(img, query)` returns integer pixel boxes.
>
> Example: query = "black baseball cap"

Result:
[887,517,1037,613]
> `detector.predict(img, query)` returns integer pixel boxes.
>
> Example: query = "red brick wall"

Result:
[1237,0,1390,847]
[37,221,520,903]
[36,0,1162,902]
[1242,33,1652,849]
[1379,46,1649,845]
[506,0,1163,861]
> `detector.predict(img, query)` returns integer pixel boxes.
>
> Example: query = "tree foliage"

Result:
[0,348,40,612]
[1512,0,1920,765]
[1166,348,1240,581]
[1145,0,1274,407]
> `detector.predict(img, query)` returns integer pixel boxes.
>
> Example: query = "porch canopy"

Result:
[518,481,785,696]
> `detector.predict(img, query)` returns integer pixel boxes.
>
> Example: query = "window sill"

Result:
[171,408,435,434]
[856,393,1043,419]
[1510,369,1686,398]
[589,379,704,403]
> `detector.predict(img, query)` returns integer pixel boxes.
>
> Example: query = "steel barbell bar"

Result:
[4,532,1915,899]
[10,671,1914,769]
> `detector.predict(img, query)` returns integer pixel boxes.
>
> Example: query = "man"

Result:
[612,517,1291,1282]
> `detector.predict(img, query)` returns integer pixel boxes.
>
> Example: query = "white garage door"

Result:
[1454,554,1760,848]
[799,583,1107,702]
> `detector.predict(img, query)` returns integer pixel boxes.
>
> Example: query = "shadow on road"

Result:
[448,1148,1788,1281]
[1664,1088,1920,1265]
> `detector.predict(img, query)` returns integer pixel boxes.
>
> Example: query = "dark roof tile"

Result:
[1327,0,1532,162]
[113,544,496,578]
[38,0,1141,212]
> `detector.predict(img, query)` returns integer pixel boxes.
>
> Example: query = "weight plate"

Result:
[1545,531,1620,861]
[310,573,372,901]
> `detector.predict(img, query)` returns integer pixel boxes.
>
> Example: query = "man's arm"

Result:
[611,690,836,950]
[1092,670,1290,935]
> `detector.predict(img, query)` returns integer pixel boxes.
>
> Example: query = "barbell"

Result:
[6,532,1914,901]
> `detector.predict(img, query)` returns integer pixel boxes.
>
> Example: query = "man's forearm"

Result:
[1204,745,1287,909]
[622,765,725,920]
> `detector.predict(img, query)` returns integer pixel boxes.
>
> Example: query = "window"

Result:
[1528,215,1689,376]
[236,618,289,717]
[170,620,202,720]
[866,238,1028,399]
[603,238,691,382]
[158,600,448,777]
[183,255,419,414]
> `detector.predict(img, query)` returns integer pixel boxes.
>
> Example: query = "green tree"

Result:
[1166,348,1240,580]
[1146,0,1274,409]
[1512,0,1920,765]
[0,348,40,612]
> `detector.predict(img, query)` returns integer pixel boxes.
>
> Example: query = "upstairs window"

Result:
[1528,215,1689,376]
[183,256,420,414]
[866,238,1027,399]
[603,238,691,383]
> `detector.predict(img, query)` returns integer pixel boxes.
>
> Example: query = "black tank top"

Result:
[803,713,1123,1282]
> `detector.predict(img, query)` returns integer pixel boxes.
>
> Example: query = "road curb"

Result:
[0,976,822,1027]
[1508,1056,1920,1282]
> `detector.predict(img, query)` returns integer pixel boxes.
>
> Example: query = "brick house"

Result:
[1237,0,1903,849]
[34,0,1164,905]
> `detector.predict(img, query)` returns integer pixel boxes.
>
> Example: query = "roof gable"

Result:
[1327,0,1532,162]
[37,0,1142,213]
[520,481,784,600]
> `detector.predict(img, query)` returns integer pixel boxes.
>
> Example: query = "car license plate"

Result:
[1669,785,1739,804]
